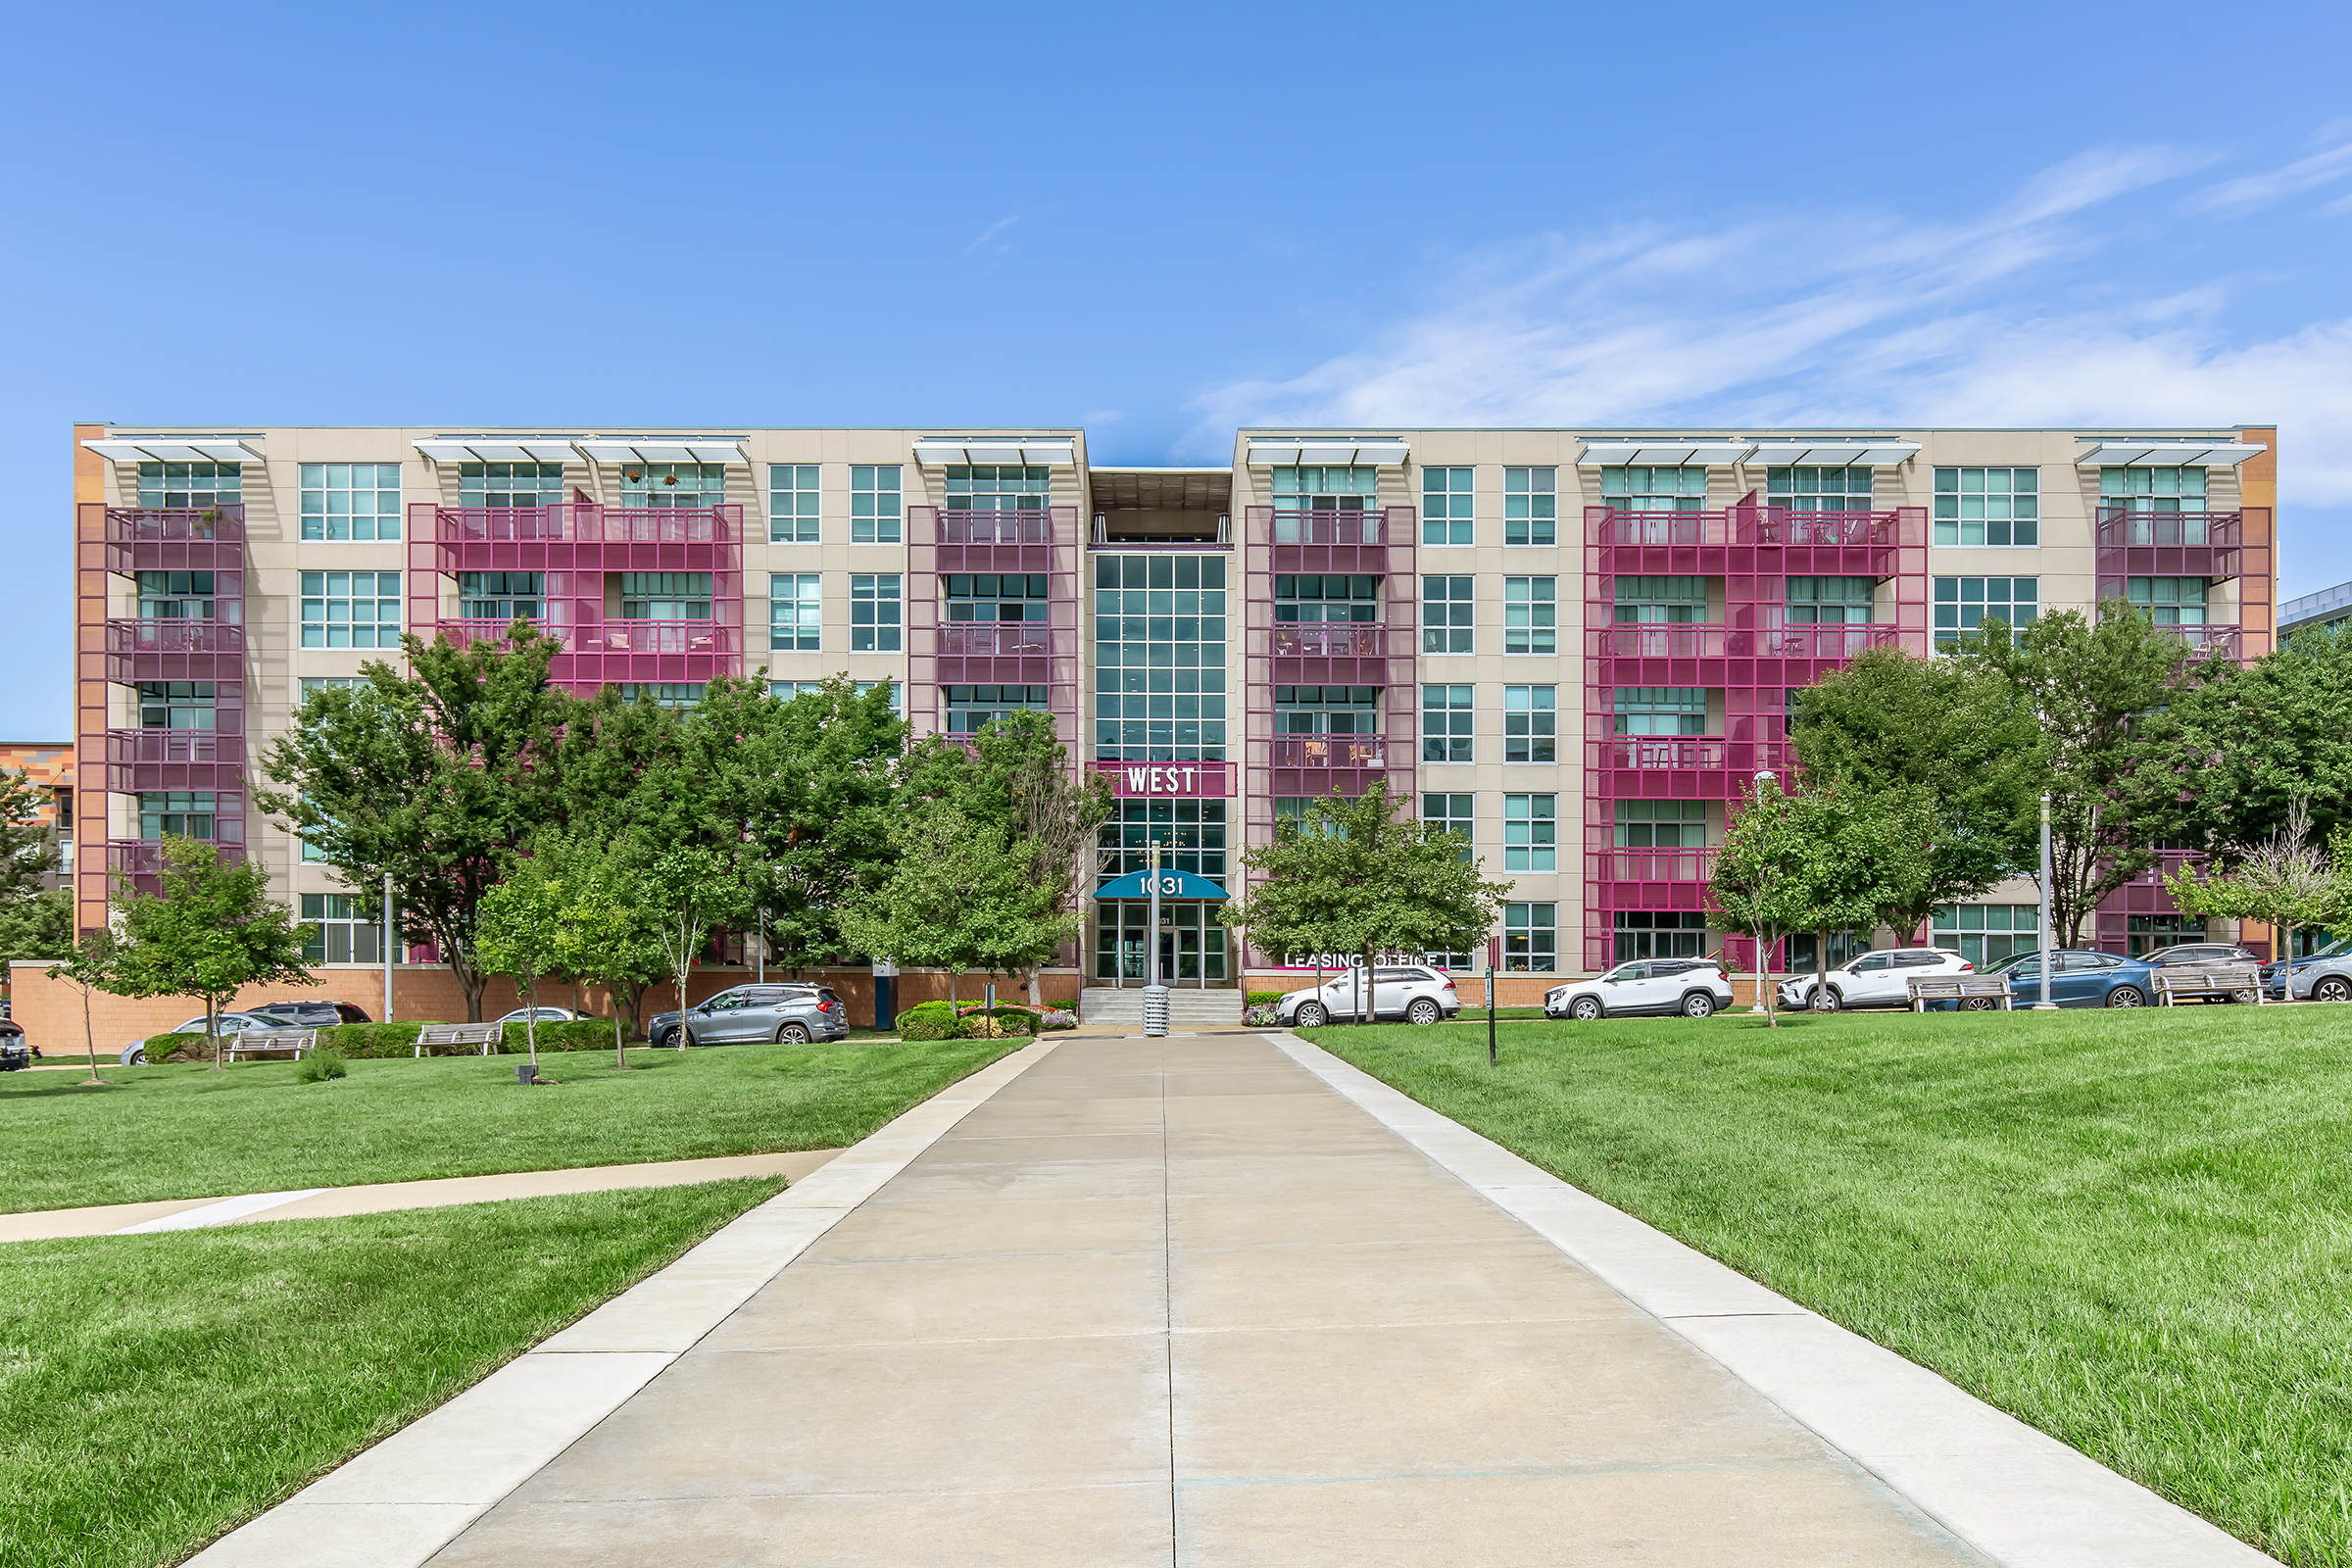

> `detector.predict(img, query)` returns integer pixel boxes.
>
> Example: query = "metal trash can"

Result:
[1142,985,1170,1037]
[516,1061,540,1085]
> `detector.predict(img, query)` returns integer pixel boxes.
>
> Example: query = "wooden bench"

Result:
[227,1027,317,1061]
[415,1022,504,1057]
[2153,964,2263,1006]
[1907,975,2015,1011]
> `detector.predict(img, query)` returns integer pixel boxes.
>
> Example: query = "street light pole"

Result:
[2035,793,2058,1009]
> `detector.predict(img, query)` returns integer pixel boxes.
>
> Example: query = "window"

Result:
[137,571,218,620]
[460,462,563,510]
[948,465,1050,513]
[301,571,400,648]
[1788,930,1865,972]
[771,681,826,699]
[619,572,711,619]
[768,465,820,543]
[301,463,402,541]
[1614,687,1707,737]
[769,573,821,652]
[300,676,365,697]
[1504,794,1556,870]
[1504,467,1556,546]
[1599,466,1707,510]
[948,572,1051,622]
[137,791,215,840]
[137,461,241,510]
[1274,686,1379,736]
[1503,685,1555,762]
[1504,903,1557,972]
[1767,466,1875,514]
[458,571,543,620]
[855,678,904,717]
[619,463,726,509]
[1614,799,1707,847]
[136,682,215,730]
[1271,466,1381,543]
[301,893,383,965]
[1786,577,1876,624]
[1422,576,1473,654]
[1933,904,2040,967]
[1504,576,1556,654]
[2127,577,2208,625]
[851,465,903,544]
[948,684,1050,736]
[2127,914,2206,957]
[1275,798,1348,838]
[852,574,903,651]
[615,682,705,707]
[1423,793,1473,858]
[1934,577,2037,649]
[1933,467,2038,547]
[2101,466,2206,514]
[1615,911,1707,962]
[1097,800,1227,889]
[1094,556,1227,763]
[1275,574,1380,622]
[1423,466,1473,546]
[1615,576,1708,623]
[1422,685,1473,762]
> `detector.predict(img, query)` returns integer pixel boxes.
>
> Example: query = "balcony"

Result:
[1598,847,1718,882]
[1261,734,1403,798]
[412,503,744,576]
[105,618,245,682]
[1587,739,1792,799]
[941,510,1054,545]
[1590,504,1924,578]
[2093,507,2246,583]
[1262,622,1396,685]
[1593,624,1900,660]
[1247,506,1413,575]
[2157,623,2242,660]
[103,505,244,572]
[938,623,1053,657]
[909,505,1076,575]
[932,620,1068,686]
[106,729,245,792]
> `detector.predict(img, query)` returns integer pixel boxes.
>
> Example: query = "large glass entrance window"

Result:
[1095,902,1228,982]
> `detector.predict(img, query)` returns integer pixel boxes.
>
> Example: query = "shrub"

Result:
[1246,991,1287,1008]
[894,1001,962,1041]
[294,1047,348,1083]
[1244,1004,1281,1027]
[1036,1009,1076,1031]
[956,1004,1037,1037]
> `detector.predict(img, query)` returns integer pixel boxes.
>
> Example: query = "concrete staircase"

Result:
[1077,987,1245,1031]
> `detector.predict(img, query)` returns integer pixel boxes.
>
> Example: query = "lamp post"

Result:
[2034,793,2058,1009]
[1750,770,1778,1016]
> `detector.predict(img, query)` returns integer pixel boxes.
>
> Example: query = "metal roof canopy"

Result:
[1090,467,1233,512]
[1244,437,1411,466]
[1742,438,1922,466]
[575,437,748,466]
[2075,439,2268,466]
[414,438,585,464]
[912,436,1076,467]
[1577,438,1754,466]
[83,436,264,465]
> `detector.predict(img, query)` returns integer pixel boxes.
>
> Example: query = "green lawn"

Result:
[1309,1006,2352,1567]
[0,1182,778,1568]
[2,1038,1016,1212]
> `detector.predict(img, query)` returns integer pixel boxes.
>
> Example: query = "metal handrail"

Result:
[105,505,246,543]
[106,729,243,764]
[106,618,245,653]
[1269,624,1387,658]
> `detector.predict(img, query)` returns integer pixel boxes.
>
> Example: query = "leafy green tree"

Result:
[962,710,1111,1003]
[646,846,752,1043]
[837,798,1073,1010]
[103,839,315,1068]
[0,890,74,962]
[534,832,664,1066]
[257,626,569,1020]
[2164,797,2339,983]
[2151,626,2352,857]
[0,768,67,960]
[476,854,573,1067]
[1709,777,1824,1027]
[46,927,124,1085]
[1218,784,1511,1023]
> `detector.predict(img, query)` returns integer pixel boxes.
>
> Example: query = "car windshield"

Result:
[2299,937,2352,961]
[1984,952,2048,976]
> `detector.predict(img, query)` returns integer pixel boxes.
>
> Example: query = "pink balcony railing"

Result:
[1594,507,1901,548]
[2093,509,2240,550]
[107,618,244,655]
[1271,624,1387,658]
[430,504,742,544]
[105,505,245,544]
[1596,624,1897,659]
[434,617,558,648]
[1269,509,1387,546]
[106,729,244,766]
[937,622,1053,657]
[2157,623,2242,658]
[1269,736,1391,768]
[1592,738,1795,772]
[569,621,737,657]
[1599,847,1718,882]
[107,840,246,876]
[940,510,1054,544]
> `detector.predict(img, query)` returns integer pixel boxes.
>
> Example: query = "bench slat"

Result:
[414,1023,505,1057]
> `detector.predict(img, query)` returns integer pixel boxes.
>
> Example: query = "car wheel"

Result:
[777,1022,811,1044]
[1682,992,1715,1019]
[2106,985,2146,1008]
[1405,998,1442,1026]
[1817,988,1841,1013]
[1296,1002,1328,1028]
[2317,977,2352,1004]
[1570,997,1602,1021]
[1964,996,1997,1010]
[2231,988,2259,1005]
[655,1028,677,1050]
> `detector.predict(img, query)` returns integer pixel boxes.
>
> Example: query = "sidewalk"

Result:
[188,1034,2273,1567]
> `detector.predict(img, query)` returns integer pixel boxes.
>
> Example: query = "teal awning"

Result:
[1097,869,1228,901]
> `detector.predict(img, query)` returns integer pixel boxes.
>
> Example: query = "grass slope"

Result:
[1311,1006,2352,1567]
[3,1038,1015,1212]
[0,1182,778,1568]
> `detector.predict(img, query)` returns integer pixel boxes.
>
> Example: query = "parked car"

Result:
[1277,967,1461,1027]
[0,1018,30,1070]
[650,985,848,1048]
[492,1006,590,1026]
[1547,958,1735,1020]
[2140,942,2264,969]
[120,1010,277,1065]
[1984,949,2163,1007]
[246,1000,373,1027]
[1779,949,1974,1012]
[2263,936,2352,1002]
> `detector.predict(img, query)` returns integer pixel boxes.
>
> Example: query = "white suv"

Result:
[1779,948,1973,1011]
[1279,967,1462,1027]
[1546,958,1736,1020]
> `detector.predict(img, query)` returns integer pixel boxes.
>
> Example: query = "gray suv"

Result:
[651,985,848,1048]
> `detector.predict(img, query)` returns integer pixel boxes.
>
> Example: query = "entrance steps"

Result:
[1077,987,1243,1029]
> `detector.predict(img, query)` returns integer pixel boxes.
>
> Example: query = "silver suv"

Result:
[651,985,848,1048]
[1279,966,1461,1027]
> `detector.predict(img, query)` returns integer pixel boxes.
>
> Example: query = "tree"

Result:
[0,890,74,962]
[46,927,124,1086]
[0,769,68,961]
[104,839,315,1069]
[646,846,751,1044]
[257,625,568,1020]
[963,710,1112,1004]
[534,832,664,1067]
[2164,797,2339,987]
[1709,777,1824,1028]
[1958,603,2211,945]
[1218,784,1511,1023]
[476,855,571,1067]
[1782,783,1942,1004]
[837,798,1073,1010]
[2151,626,2352,857]
[1791,647,2040,915]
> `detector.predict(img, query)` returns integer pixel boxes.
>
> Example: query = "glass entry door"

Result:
[1094,903,1229,986]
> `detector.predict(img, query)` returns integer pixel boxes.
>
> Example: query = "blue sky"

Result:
[5,0,2350,737]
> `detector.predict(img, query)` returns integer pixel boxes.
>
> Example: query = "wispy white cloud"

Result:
[2187,125,2352,214]
[961,215,1020,256]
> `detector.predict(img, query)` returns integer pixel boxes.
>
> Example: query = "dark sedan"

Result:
[1984,950,2162,1007]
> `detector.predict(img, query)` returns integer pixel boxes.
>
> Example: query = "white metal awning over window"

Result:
[1742,438,1922,466]
[413,438,584,464]
[2075,439,2268,466]
[1242,437,1411,466]
[83,436,264,465]
[1575,438,1753,467]
[574,438,749,466]
[911,436,1077,467]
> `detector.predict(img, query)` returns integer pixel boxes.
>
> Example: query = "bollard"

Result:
[1143,985,1170,1037]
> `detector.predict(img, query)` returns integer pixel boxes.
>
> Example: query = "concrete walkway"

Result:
[188,1034,2275,1568]
[0,1149,844,1243]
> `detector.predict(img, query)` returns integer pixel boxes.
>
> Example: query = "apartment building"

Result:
[70,421,2278,992]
